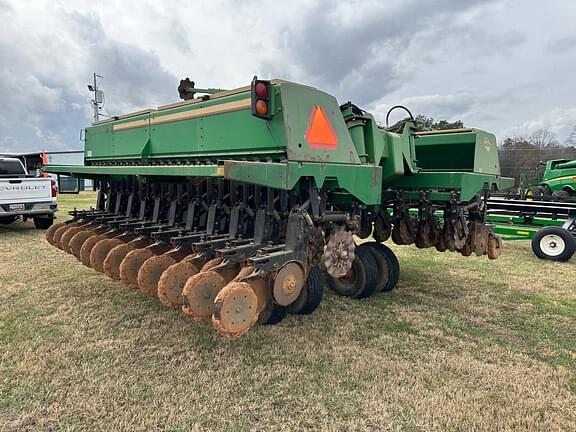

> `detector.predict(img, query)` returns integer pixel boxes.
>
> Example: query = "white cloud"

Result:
[0,0,576,152]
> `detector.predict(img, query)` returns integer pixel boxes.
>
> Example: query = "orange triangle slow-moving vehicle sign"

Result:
[305,106,338,150]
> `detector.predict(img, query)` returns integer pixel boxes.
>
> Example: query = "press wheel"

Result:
[287,266,324,315]
[212,281,259,339]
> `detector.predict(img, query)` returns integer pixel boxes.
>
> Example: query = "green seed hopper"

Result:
[45,77,512,338]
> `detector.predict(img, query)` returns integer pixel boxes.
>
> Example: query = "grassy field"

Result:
[1,192,575,431]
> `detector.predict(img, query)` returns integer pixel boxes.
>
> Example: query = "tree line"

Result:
[414,115,576,187]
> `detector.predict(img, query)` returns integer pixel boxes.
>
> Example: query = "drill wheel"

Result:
[46,222,66,246]
[327,247,378,298]
[137,254,177,297]
[60,226,85,254]
[157,260,201,309]
[287,266,324,315]
[90,238,125,273]
[212,281,259,339]
[103,243,134,280]
[359,243,400,293]
[69,230,97,259]
[182,271,226,323]
[120,248,156,289]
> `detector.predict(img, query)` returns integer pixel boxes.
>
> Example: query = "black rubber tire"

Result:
[360,242,400,292]
[531,226,576,262]
[327,247,378,299]
[287,266,323,315]
[0,216,17,225]
[34,217,54,229]
[527,186,544,201]
[259,302,288,325]
[552,190,571,202]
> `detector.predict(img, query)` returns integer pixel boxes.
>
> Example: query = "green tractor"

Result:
[526,159,576,201]
[45,77,511,338]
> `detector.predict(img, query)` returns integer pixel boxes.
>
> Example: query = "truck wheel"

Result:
[34,217,54,229]
[327,247,378,298]
[531,226,576,261]
[0,216,17,225]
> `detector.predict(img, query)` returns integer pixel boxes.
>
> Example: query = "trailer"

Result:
[487,198,576,261]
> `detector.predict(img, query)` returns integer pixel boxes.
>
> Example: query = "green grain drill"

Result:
[46,77,511,338]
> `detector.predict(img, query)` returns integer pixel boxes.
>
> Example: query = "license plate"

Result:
[9,203,25,211]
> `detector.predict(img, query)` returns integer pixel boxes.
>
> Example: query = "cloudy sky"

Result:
[1,0,575,152]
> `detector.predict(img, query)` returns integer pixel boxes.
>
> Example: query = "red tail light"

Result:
[251,77,272,119]
[51,179,58,197]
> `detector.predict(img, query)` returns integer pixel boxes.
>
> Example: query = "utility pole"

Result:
[87,73,104,122]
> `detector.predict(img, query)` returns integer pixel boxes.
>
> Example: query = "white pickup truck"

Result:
[0,157,57,229]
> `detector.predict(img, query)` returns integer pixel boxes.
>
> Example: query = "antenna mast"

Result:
[87,73,104,122]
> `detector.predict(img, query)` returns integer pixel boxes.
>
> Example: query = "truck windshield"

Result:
[0,160,26,176]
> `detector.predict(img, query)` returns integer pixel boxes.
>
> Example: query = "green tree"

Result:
[413,114,464,131]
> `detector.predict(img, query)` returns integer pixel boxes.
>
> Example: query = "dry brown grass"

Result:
[1,192,575,431]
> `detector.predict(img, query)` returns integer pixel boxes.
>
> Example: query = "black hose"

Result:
[385,105,414,127]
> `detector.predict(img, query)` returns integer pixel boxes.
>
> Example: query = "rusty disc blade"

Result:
[127,237,154,248]
[53,224,75,249]
[212,262,241,285]
[232,265,255,283]
[323,229,355,278]
[69,230,97,259]
[90,238,125,273]
[245,274,270,315]
[101,229,121,239]
[80,235,102,267]
[165,247,190,262]
[120,248,155,289]
[137,254,177,297]
[158,260,201,309]
[472,224,489,256]
[46,222,66,246]
[182,271,226,322]
[148,242,172,255]
[61,226,85,254]
[200,257,223,272]
[487,233,502,260]
[103,243,135,280]
[373,209,392,243]
[212,281,259,339]
[458,241,473,257]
